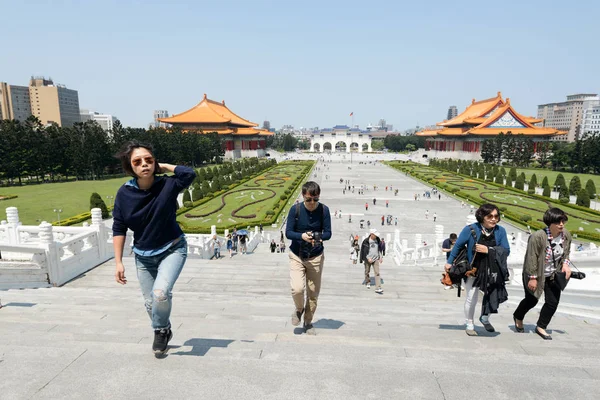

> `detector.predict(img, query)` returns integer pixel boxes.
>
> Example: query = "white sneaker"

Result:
[367,283,371,289]
[375,288,383,294]
[444,285,452,290]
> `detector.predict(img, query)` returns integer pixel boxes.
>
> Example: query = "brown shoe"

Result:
[465,328,478,336]
[291,310,303,326]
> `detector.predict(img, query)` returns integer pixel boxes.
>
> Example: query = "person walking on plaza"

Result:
[373,197,377,206]
[270,239,277,253]
[239,233,247,254]
[350,238,359,264]
[433,212,437,222]
[232,228,238,253]
[379,238,386,256]
[112,140,195,354]
[226,234,234,258]
[425,210,429,219]
[381,215,385,226]
[210,235,222,260]
[365,202,369,211]
[513,208,572,340]
[386,200,389,208]
[360,229,384,294]
[285,181,332,335]
[445,204,510,336]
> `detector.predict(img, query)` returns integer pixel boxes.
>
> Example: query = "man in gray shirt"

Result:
[360,228,384,294]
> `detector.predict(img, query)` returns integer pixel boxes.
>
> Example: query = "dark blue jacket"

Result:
[112,166,195,251]
[447,222,510,265]
[285,203,332,258]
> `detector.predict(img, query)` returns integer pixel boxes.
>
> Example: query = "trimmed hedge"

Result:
[0,194,18,201]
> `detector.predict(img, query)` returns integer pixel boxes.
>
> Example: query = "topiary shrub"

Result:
[519,214,532,222]
[90,192,109,219]
[569,176,582,195]
[543,185,551,197]
[585,179,597,199]
[514,176,525,190]
[527,188,535,195]
[184,201,193,208]
[576,188,591,208]
[541,176,549,188]
[265,210,275,216]
[559,197,570,204]
[183,190,191,203]
[280,194,287,201]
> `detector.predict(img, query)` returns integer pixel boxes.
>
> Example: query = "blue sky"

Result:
[2,0,598,130]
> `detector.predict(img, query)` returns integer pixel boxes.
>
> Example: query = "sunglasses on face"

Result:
[131,157,155,167]
[304,197,319,203]
[485,214,499,220]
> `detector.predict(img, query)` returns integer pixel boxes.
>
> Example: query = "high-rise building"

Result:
[80,109,118,131]
[581,97,600,138]
[378,119,387,130]
[28,77,80,127]
[262,120,271,131]
[0,82,32,122]
[537,94,598,142]
[153,110,169,128]
[447,105,458,120]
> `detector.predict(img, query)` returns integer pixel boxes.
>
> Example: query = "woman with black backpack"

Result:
[444,204,510,336]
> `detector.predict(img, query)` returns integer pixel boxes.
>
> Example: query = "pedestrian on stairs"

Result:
[285,181,332,336]
[360,228,384,294]
[226,234,234,258]
[112,140,195,355]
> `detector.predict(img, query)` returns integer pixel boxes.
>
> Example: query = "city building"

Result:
[262,120,271,131]
[80,109,118,131]
[29,77,80,127]
[417,92,564,159]
[447,105,458,120]
[153,110,169,128]
[0,82,32,122]
[157,94,272,160]
[310,125,372,152]
[537,93,598,142]
[581,97,600,137]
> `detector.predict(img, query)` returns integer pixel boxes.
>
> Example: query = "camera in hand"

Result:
[311,231,323,246]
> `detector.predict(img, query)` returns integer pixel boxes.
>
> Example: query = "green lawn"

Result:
[0,177,129,225]
[178,163,310,229]
[388,162,600,242]
[515,168,600,193]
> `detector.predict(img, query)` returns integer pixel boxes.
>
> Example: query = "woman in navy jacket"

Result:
[445,203,510,336]
[112,141,195,354]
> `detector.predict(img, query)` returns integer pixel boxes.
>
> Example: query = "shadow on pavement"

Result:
[314,319,345,329]
[171,338,235,356]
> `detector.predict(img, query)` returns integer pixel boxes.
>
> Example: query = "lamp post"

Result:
[53,208,62,224]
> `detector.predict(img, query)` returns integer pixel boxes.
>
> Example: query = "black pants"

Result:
[513,277,561,329]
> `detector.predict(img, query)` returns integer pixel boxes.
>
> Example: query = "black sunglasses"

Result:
[304,197,319,203]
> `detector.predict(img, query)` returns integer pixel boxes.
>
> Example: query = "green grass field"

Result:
[515,168,600,193]
[388,162,600,242]
[0,177,129,225]
[178,163,309,229]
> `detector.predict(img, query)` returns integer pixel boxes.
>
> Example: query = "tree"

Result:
[183,189,191,203]
[558,185,570,204]
[529,174,537,188]
[541,176,549,188]
[514,175,525,190]
[494,171,504,184]
[585,179,597,199]
[542,184,551,197]
[405,143,416,152]
[537,141,552,168]
[569,175,581,195]
[90,192,109,219]
[480,140,495,164]
[508,167,517,184]
[554,174,566,190]
[576,188,591,207]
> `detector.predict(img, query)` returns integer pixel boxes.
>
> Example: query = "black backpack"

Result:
[448,224,477,297]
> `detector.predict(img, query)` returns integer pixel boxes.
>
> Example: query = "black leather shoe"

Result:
[479,316,495,332]
[513,316,524,333]
[535,327,552,340]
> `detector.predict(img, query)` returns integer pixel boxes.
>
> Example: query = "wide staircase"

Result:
[2,235,600,399]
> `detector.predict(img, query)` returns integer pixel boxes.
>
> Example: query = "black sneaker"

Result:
[152,328,173,354]
[304,324,316,335]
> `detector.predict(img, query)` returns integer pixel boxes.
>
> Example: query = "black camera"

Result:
[311,231,323,246]
[570,271,586,280]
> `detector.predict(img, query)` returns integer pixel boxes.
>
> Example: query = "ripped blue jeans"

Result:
[135,238,187,330]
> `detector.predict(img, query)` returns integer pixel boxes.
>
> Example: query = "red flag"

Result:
[349,112,353,116]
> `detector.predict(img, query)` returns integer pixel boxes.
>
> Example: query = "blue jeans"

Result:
[135,238,187,330]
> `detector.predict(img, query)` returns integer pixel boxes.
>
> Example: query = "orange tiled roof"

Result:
[438,92,504,127]
[419,94,563,138]
[158,94,258,127]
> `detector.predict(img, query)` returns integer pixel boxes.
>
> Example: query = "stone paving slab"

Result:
[1,152,600,399]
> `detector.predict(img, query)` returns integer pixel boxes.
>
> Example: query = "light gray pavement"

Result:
[2,152,600,400]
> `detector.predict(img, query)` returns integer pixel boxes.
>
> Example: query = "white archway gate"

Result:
[310,131,372,153]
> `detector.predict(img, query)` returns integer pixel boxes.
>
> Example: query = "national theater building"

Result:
[417,92,564,159]
[158,94,272,160]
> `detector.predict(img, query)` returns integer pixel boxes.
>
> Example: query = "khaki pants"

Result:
[364,260,381,289]
[289,251,324,325]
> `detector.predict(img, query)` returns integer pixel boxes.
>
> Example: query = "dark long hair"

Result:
[115,140,158,178]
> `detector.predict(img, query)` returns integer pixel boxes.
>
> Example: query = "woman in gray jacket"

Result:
[513,208,572,340]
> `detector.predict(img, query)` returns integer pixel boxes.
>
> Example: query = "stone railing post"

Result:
[39,221,60,286]
[211,225,217,236]
[5,207,20,245]
[91,208,108,259]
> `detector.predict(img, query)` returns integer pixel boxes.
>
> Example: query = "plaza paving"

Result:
[1,152,600,399]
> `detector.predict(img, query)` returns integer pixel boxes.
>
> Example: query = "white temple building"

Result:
[309,125,373,152]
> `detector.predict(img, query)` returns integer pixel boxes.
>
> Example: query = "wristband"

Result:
[529,276,537,280]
